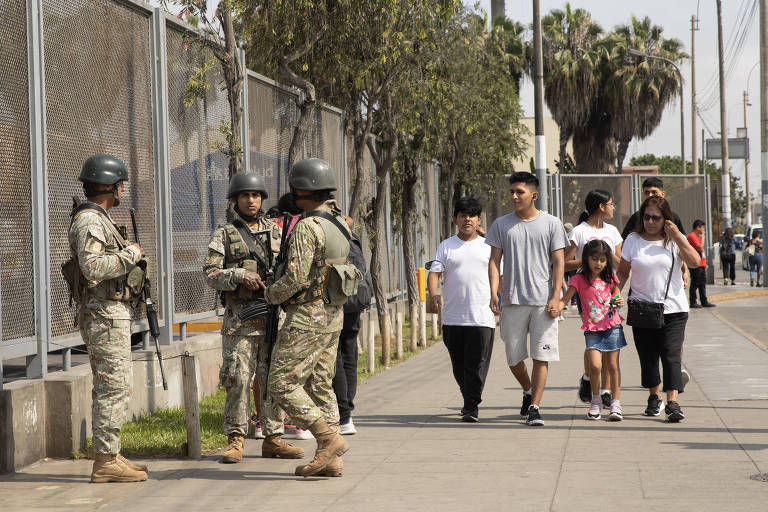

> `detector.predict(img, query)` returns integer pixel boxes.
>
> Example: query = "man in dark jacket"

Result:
[332,215,373,435]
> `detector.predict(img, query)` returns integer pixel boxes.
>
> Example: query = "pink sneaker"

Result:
[294,427,313,440]
[587,399,601,420]
[608,402,623,421]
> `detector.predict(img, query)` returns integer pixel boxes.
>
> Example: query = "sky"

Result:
[472,0,762,197]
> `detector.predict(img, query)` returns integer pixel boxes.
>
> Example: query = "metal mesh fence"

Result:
[247,74,298,212]
[166,25,230,318]
[43,0,157,337]
[304,107,344,209]
[638,175,708,236]
[559,175,634,235]
[0,0,34,342]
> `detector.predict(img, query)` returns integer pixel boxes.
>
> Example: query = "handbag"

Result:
[626,250,674,329]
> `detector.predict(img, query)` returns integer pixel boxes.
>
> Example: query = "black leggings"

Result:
[721,254,736,281]
[631,312,688,392]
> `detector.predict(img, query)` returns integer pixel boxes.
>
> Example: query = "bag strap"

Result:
[305,211,351,241]
[663,249,675,301]
[231,219,271,270]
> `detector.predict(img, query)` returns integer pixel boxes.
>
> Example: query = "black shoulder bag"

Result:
[626,250,674,330]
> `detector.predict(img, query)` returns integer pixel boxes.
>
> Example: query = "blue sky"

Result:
[471,0,761,193]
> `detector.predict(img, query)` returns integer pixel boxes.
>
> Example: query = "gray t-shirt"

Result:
[486,211,569,306]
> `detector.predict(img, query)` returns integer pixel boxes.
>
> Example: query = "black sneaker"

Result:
[665,401,685,422]
[702,302,716,308]
[601,392,613,410]
[578,376,591,404]
[690,303,702,309]
[644,394,664,416]
[461,410,479,423]
[520,392,532,418]
[526,405,544,426]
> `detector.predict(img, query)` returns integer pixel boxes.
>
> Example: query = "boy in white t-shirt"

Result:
[428,197,496,423]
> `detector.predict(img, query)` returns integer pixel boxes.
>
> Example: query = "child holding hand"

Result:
[560,240,626,421]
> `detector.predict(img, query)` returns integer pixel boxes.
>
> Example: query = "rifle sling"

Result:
[232,219,271,271]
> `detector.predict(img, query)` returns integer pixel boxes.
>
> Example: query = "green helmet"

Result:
[78,154,129,185]
[227,172,269,199]
[289,158,337,191]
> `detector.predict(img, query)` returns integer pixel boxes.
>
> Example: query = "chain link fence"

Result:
[2,1,445,375]
[556,174,634,234]
[0,0,34,344]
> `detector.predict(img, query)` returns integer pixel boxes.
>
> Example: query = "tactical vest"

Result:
[282,214,361,306]
[222,219,277,304]
[62,204,145,307]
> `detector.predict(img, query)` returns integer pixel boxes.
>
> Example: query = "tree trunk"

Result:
[443,163,457,239]
[216,8,243,180]
[558,127,570,172]
[572,128,617,174]
[616,138,630,173]
[401,158,420,310]
[347,105,371,224]
[286,95,315,169]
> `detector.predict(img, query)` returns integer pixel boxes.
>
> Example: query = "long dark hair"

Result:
[578,189,612,224]
[577,239,616,286]
[636,196,674,246]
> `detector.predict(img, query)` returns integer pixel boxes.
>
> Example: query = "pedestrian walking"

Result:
[747,231,763,286]
[719,228,737,285]
[265,158,362,478]
[687,220,715,308]
[203,172,303,463]
[65,154,148,482]
[617,196,701,423]
[487,172,569,427]
[428,197,496,423]
[332,215,373,436]
[560,240,626,421]
[564,189,623,408]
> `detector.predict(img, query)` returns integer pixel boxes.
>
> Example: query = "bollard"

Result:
[409,303,418,352]
[431,313,439,341]
[181,353,202,459]
[419,304,427,347]
[395,311,404,359]
[368,317,376,374]
[357,313,366,354]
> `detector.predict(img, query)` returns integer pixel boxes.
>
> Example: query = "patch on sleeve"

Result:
[85,225,107,254]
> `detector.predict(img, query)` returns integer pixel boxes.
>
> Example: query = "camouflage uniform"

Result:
[203,212,284,437]
[69,209,142,455]
[265,200,349,432]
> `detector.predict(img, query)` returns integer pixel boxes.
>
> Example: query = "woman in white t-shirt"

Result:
[617,196,700,423]
[565,190,623,408]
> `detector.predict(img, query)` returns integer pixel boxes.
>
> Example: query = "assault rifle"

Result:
[237,228,273,322]
[130,208,168,390]
[262,213,292,401]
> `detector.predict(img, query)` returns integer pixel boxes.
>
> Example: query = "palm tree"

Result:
[491,17,530,96]
[605,16,686,171]
[541,4,603,172]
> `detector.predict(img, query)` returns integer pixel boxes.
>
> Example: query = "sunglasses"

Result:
[643,214,664,222]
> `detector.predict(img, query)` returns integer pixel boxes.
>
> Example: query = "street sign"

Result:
[705,138,749,160]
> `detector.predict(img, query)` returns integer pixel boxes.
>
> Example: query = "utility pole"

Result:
[760,0,768,286]
[717,0,732,227]
[744,90,752,226]
[532,0,548,211]
[691,15,699,175]
[491,0,505,21]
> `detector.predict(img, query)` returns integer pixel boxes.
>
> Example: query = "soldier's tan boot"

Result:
[221,434,244,463]
[117,454,148,472]
[294,419,349,477]
[262,434,304,459]
[321,456,343,477]
[91,453,147,483]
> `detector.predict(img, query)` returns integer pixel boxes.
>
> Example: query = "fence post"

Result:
[151,8,175,345]
[27,0,50,378]
[419,305,427,347]
[239,47,249,173]
[409,303,418,352]
[181,353,202,459]
[395,311,403,359]
[367,317,375,374]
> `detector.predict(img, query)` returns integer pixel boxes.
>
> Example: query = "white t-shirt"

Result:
[569,221,623,259]
[621,232,688,314]
[430,235,496,328]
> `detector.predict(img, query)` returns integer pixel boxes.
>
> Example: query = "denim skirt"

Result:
[584,325,627,352]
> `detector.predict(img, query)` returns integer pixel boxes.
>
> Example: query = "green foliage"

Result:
[183,56,217,107]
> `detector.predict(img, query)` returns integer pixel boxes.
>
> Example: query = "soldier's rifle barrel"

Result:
[130,208,168,391]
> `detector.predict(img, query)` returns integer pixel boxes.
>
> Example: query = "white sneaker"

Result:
[340,420,357,435]
[294,428,313,440]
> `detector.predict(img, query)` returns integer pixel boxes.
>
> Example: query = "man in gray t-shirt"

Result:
[487,172,569,427]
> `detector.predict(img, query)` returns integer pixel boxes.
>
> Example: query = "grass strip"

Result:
[73,316,441,459]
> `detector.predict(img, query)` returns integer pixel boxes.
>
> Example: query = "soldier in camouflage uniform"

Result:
[67,154,148,483]
[265,158,356,478]
[203,172,304,463]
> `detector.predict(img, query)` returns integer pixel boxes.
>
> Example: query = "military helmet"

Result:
[227,172,269,199]
[289,158,337,191]
[78,154,129,185]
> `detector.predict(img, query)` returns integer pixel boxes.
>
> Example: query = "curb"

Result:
[706,289,768,303]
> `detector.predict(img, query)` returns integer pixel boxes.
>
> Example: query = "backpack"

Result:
[344,236,373,313]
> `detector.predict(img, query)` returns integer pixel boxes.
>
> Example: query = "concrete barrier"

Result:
[0,332,223,474]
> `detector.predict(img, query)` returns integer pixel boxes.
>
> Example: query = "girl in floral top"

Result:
[560,240,626,421]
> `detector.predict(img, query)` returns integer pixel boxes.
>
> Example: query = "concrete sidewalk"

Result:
[1,301,767,511]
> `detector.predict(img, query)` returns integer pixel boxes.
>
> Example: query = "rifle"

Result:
[130,208,168,391]
[262,213,292,401]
